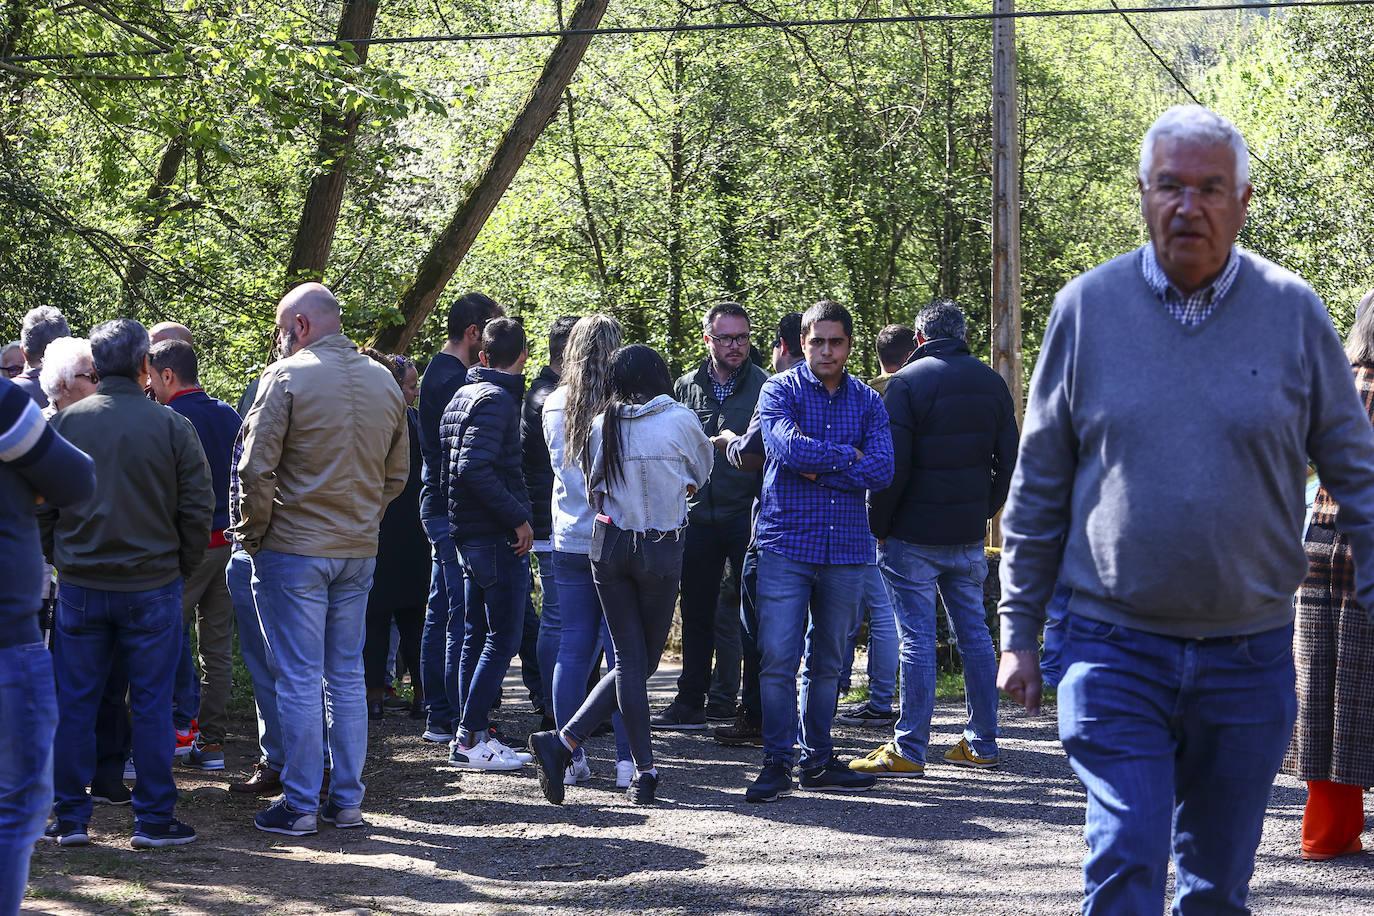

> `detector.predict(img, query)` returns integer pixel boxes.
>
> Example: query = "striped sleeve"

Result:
[0,381,51,466]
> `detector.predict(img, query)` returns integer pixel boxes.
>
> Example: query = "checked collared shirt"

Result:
[753,361,894,565]
[1140,244,1240,326]
[710,360,748,405]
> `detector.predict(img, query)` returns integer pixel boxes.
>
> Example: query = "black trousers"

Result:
[363,602,424,693]
[674,512,751,709]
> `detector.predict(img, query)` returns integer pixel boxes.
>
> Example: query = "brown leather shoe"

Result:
[229,762,281,795]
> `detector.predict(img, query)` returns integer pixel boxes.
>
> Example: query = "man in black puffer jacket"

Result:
[440,317,533,771]
[860,300,1018,778]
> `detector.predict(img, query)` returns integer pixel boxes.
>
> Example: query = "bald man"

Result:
[231,283,409,837]
[148,322,193,346]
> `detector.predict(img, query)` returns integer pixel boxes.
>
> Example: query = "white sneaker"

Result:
[449,739,523,771]
[564,756,593,786]
[616,760,635,788]
[487,738,532,765]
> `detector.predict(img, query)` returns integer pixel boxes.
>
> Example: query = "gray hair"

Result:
[20,306,71,362]
[39,337,93,401]
[1346,289,1374,365]
[1139,105,1250,192]
[90,318,149,381]
[2,341,20,360]
[914,300,967,342]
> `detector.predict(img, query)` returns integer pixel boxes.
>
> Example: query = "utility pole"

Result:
[990,0,1022,547]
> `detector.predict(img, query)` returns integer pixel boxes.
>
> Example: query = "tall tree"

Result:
[372,0,611,353]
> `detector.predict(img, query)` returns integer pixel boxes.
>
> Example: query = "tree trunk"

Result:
[664,50,686,370]
[122,135,187,309]
[372,0,611,354]
[283,0,379,289]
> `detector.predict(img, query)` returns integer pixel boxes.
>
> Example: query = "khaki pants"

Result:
[182,544,234,745]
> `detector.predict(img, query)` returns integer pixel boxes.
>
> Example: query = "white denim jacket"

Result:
[584,395,714,533]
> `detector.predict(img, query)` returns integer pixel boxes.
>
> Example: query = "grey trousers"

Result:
[565,522,685,771]
[182,544,234,745]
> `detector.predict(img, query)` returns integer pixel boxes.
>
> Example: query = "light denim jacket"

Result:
[585,395,714,533]
[541,386,595,555]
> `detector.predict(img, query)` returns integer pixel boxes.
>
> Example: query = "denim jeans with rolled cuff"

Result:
[455,539,530,744]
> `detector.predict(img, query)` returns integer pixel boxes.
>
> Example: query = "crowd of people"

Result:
[2,102,1372,916]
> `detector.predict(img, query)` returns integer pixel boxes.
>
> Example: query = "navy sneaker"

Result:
[184,740,225,771]
[528,730,572,805]
[799,759,877,793]
[254,800,317,837]
[131,818,197,849]
[320,799,365,828]
[628,770,659,805]
[745,758,794,803]
[43,819,90,846]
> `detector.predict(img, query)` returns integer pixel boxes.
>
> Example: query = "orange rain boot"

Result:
[1302,780,1365,861]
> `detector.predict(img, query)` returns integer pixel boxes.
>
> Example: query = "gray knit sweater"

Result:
[1000,246,1374,651]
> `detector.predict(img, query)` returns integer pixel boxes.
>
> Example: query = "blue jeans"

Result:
[1039,583,1072,690]
[252,550,375,814]
[52,580,183,826]
[532,549,560,714]
[880,539,999,763]
[755,549,864,769]
[840,559,899,712]
[1057,612,1297,915]
[0,641,57,914]
[456,540,530,744]
[172,621,200,730]
[552,550,630,762]
[420,515,464,735]
[227,548,283,770]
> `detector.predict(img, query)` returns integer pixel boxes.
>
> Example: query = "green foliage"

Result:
[2,0,1371,398]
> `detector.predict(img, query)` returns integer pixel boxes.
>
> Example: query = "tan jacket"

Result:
[231,334,408,558]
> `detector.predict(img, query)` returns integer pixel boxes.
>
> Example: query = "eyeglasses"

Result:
[1144,181,1235,207]
[707,333,751,348]
[74,373,96,382]
[1,365,22,378]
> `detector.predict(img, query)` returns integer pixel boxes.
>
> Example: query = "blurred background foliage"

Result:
[1,0,1371,402]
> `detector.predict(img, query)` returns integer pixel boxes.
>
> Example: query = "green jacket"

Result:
[675,360,768,525]
[41,376,214,591]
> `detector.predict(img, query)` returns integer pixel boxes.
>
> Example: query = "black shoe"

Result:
[132,818,198,848]
[529,730,572,805]
[628,770,658,805]
[745,758,794,803]
[44,819,90,846]
[540,713,557,732]
[834,703,897,728]
[799,759,877,793]
[705,701,737,722]
[487,722,526,750]
[367,698,385,720]
[91,780,132,805]
[713,714,764,747]
[650,701,707,731]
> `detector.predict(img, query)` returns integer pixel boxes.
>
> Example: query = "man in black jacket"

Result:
[654,302,769,730]
[524,315,578,726]
[417,292,504,743]
[857,300,1018,778]
[441,317,533,771]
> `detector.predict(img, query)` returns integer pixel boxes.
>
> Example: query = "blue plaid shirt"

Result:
[1140,244,1241,326]
[754,361,894,565]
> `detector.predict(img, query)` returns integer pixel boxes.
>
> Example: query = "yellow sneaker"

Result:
[943,738,999,769]
[848,743,924,777]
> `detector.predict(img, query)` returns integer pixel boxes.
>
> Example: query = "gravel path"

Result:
[23,663,1374,915]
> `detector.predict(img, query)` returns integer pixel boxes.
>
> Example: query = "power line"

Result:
[3,0,1374,65]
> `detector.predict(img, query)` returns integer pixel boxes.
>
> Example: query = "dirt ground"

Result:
[22,663,1374,916]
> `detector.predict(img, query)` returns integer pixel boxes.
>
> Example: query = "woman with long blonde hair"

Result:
[538,315,634,787]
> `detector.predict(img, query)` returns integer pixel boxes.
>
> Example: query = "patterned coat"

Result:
[1282,362,1374,786]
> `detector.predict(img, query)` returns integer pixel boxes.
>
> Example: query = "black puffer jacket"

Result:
[521,365,559,540]
[868,337,1019,545]
[440,366,531,544]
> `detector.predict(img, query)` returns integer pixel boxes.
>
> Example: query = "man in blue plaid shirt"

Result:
[745,300,895,802]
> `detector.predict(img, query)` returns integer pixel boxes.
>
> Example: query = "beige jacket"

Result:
[231,334,408,558]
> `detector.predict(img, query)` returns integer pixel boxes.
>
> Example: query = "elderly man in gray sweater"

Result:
[998,105,1374,915]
